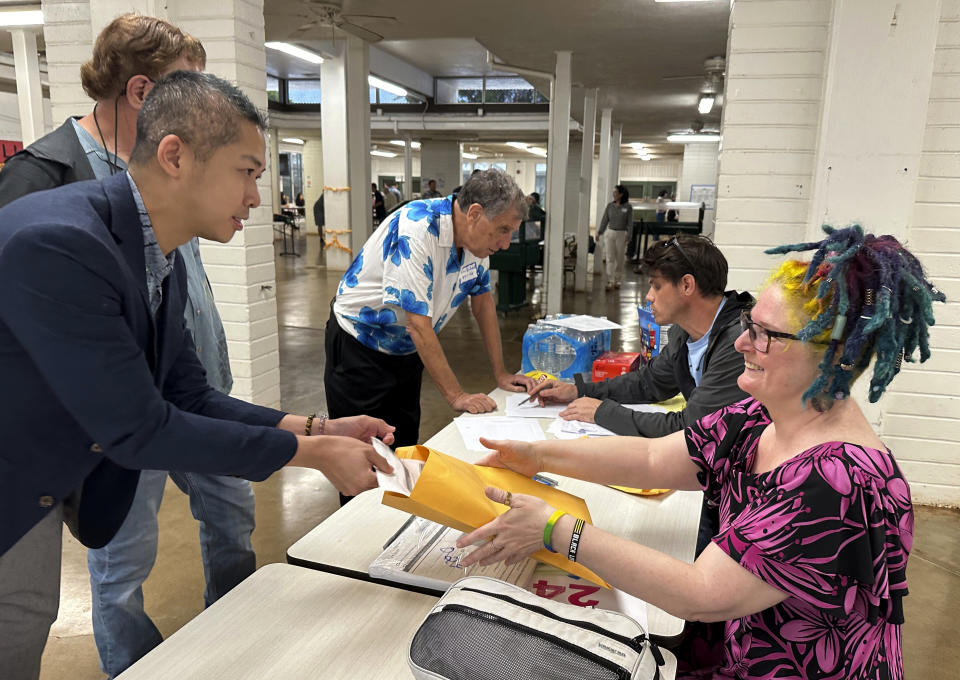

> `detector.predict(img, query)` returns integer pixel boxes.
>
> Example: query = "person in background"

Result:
[0,16,255,678]
[655,189,669,223]
[596,184,632,291]
[525,192,546,223]
[313,193,325,242]
[372,183,387,224]
[0,70,395,680]
[383,181,399,213]
[326,169,536,502]
[295,191,305,207]
[280,192,290,207]
[460,225,942,680]
[421,178,442,198]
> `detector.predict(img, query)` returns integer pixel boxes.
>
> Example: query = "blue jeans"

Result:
[87,470,256,678]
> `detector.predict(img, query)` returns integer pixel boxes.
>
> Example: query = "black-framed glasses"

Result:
[739,309,800,353]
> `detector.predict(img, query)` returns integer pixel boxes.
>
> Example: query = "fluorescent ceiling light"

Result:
[462,152,479,159]
[505,141,528,150]
[698,94,715,115]
[389,139,421,149]
[0,10,44,26]
[264,42,324,64]
[667,133,721,143]
[369,75,407,97]
[370,149,397,157]
[281,137,305,145]
[655,0,714,3]
[527,147,548,157]
[640,154,652,161]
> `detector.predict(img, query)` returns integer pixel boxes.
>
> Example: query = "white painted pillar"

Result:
[10,28,45,146]
[345,35,371,248]
[807,0,940,242]
[576,89,597,291]
[677,142,719,237]
[609,124,622,188]
[594,108,613,282]
[167,0,280,407]
[420,140,460,196]
[320,43,352,270]
[544,51,572,315]
[403,132,413,200]
[269,127,281,212]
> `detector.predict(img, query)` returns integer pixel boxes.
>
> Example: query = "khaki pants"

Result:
[602,229,628,284]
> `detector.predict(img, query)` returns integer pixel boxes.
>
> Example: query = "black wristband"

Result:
[567,518,585,563]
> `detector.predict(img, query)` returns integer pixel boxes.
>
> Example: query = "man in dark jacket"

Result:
[530,235,752,438]
[0,71,394,680]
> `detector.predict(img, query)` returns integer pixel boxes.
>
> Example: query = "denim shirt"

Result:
[126,173,175,318]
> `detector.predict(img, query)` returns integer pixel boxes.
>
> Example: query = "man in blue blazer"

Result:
[0,71,395,678]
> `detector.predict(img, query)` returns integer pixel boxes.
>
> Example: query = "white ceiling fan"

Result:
[289,1,398,43]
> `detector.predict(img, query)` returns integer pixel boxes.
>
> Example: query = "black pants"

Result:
[324,308,424,504]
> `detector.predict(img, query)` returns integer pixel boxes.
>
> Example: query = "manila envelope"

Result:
[382,445,609,588]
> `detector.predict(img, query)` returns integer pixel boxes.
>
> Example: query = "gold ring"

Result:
[504,491,513,507]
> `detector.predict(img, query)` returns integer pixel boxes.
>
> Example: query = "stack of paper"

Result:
[454,416,546,451]
[546,418,617,439]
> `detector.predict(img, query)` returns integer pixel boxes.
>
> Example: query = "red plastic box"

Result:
[592,352,641,382]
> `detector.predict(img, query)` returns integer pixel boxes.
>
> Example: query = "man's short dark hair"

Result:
[640,234,728,297]
[130,71,267,165]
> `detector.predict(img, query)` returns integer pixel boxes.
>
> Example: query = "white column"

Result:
[575,89,597,291]
[320,43,352,270]
[420,140,461,195]
[807,0,940,241]
[10,28,45,146]
[544,51,572,315]
[609,124,622,188]
[594,108,612,283]
[345,35,371,248]
[167,0,280,408]
[403,132,413,200]
[268,127,281,212]
[677,142,719,237]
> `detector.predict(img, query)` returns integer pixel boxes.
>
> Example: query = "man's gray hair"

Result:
[130,70,266,165]
[456,168,526,218]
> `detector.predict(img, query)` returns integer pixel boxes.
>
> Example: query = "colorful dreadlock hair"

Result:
[765,224,946,412]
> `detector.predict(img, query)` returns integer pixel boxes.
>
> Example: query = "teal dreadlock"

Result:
[765,225,946,412]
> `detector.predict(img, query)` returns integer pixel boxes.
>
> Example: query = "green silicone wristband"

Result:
[543,510,567,553]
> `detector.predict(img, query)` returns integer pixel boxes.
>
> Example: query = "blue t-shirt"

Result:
[686,297,726,387]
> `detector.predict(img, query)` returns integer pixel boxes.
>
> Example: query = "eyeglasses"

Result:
[668,237,695,271]
[739,310,800,353]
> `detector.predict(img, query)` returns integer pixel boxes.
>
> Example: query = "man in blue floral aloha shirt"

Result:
[326,169,535,492]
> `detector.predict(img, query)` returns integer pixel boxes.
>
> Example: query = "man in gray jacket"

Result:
[531,234,752,438]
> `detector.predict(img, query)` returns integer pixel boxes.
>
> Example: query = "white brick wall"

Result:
[41,0,94,122]
[677,143,719,237]
[170,0,281,408]
[716,0,832,293]
[720,0,960,506]
[890,0,960,506]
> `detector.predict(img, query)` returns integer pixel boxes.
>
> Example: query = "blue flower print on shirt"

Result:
[433,313,448,333]
[445,245,460,274]
[423,257,434,301]
[406,197,452,232]
[342,251,364,289]
[385,286,429,316]
[404,200,432,222]
[381,213,412,265]
[344,306,417,354]
[450,264,490,309]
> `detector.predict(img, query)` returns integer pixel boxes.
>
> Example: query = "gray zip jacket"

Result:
[579,290,754,437]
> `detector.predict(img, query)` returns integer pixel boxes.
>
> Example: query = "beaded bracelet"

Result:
[304,413,316,436]
[542,510,567,553]
[567,518,586,563]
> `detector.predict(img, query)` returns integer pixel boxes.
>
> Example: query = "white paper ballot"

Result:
[545,315,622,332]
[372,437,423,496]
[546,418,617,439]
[504,392,567,419]
[454,415,546,451]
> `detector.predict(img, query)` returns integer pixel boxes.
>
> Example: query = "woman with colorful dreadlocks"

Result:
[456,225,944,679]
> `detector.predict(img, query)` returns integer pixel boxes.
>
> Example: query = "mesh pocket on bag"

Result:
[410,606,631,680]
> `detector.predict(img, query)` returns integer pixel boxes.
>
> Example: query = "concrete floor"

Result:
[39,232,960,679]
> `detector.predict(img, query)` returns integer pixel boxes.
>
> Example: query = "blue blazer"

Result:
[0,172,297,556]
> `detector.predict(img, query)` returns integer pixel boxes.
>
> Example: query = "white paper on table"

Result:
[560,419,617,437]
[545,315,622,332]
[623,403,669,414]
[372,437,423,496]
[454,415,546,451]
[504,392,567,418]
[545,419,582,440]
[613,589,649,631]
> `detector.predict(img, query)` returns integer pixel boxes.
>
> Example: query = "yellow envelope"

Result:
[382,445,609,588]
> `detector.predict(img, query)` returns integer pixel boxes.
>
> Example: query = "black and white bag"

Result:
[408,576,668,680]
